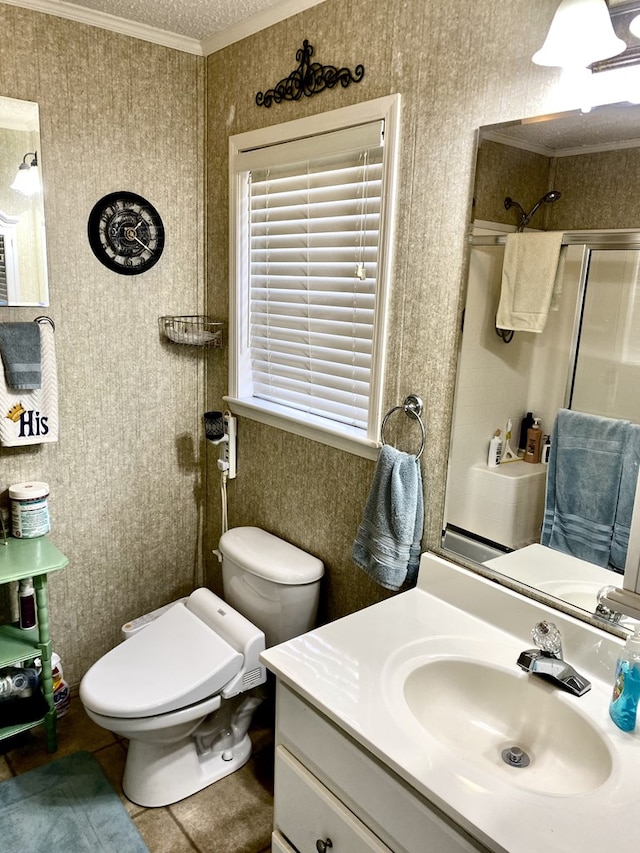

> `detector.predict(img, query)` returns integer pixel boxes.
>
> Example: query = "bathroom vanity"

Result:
[262,552,639,853]
[0,537,68,751]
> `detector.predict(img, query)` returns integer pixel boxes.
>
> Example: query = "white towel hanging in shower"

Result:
[496,231,565,333]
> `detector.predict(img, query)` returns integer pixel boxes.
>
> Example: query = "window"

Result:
[227,95,400,458]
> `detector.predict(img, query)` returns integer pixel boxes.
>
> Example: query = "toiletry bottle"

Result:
[609,625,640,732]
[541,434,551,464]
[0,667,39,700]
[18,577,36,630]
[524,418,542,463]
[487,429,502,467]
[518,412,534,455]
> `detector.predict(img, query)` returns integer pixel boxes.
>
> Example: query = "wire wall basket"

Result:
[159,316,224,348]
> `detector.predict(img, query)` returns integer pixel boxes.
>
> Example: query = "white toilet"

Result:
[79,527,323,807]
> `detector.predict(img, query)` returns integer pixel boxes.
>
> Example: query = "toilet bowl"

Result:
[80,527,323,807]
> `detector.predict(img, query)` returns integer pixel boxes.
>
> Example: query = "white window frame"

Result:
[226,94,401,459]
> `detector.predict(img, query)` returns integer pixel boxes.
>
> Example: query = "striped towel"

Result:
[352,445,424,590]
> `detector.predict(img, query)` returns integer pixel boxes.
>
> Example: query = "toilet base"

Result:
[123,732,253,807]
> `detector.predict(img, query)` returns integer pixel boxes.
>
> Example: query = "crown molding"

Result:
[1,0,327,56]
[0,0,204,54]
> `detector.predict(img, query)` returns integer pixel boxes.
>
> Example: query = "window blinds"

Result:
[246,120,384,430]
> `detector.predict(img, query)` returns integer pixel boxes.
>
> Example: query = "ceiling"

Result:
[483,101,640,156]
[0,0,323,54]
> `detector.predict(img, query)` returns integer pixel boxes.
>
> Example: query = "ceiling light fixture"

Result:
[10,151,40,196]
[533,0,627,68]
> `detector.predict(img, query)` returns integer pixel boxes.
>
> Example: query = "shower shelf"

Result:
[159,316,224,348]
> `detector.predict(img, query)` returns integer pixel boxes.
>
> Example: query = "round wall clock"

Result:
[87,191,165,275]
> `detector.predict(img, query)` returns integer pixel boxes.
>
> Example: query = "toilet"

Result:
[79,527,323,807]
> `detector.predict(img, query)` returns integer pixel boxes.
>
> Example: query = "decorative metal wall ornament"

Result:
[256,40,365,108]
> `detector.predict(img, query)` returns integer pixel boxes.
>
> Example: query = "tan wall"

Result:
[204,0,568,623]
[474,140,640,231]
[0,5,205,686]
[0,0,596,686]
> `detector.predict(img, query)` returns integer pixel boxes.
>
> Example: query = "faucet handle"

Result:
[531,621,563,657]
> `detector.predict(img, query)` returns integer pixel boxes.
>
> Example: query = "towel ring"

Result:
[34,316,55,331]
[380,394,425,459]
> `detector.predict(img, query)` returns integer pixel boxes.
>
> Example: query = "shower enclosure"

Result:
[444,229,640,559]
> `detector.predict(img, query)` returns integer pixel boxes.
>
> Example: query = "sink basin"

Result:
[403,658,613,795]
[537,579,602,611]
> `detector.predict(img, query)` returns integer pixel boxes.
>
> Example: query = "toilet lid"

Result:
[80,601,243,718]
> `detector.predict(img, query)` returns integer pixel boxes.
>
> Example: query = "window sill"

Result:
[223,397,380,460]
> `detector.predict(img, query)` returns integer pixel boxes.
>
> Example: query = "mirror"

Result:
[443,100,640,620]
[0,95,48,306]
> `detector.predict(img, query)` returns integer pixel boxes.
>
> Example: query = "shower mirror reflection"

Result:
[0,95,49,307]
[442,101,640,622]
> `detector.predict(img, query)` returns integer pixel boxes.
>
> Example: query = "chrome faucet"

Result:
[594,585,623,625]
[517,621,591,697]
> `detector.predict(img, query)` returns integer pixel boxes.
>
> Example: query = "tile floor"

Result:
[0,693,275,852]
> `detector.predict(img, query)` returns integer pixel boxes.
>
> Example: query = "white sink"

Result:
[403,657,613,796]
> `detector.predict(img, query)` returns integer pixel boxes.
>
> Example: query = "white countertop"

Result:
[262,551,640,853]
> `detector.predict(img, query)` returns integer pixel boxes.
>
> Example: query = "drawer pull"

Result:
[315,839,333,852]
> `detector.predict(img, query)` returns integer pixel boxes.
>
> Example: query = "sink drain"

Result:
[501,746,530,768]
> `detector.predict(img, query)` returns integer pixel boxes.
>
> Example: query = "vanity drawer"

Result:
[276,683,488,853]
[275,745,391,853]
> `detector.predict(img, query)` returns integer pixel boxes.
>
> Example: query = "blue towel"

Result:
[541,409,631,569]
[610,423,640,572]
[0,323,41,389]
[352,445,424,590]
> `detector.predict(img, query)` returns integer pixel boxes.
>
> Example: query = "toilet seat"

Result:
[80,600,243,719]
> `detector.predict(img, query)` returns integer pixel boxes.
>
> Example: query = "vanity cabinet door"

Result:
[275,745,392,853]
[272,830,298,852]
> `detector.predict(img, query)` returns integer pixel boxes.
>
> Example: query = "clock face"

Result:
[87,191,165,275]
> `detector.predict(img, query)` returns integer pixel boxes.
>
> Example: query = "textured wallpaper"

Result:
[0,5,205,685]
[204,0,573,622]
[0,0,598,686]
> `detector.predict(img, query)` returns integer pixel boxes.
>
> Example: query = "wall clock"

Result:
[87,191,165,275]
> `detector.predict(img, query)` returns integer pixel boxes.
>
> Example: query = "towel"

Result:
[352,445,424,590]
[496,232,565,333]
[610,423,640,573]
[0,321,58,446]
[541,409,630,569]
[0,322,41,389]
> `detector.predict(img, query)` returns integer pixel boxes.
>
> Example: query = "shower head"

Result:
[504,190,562,231]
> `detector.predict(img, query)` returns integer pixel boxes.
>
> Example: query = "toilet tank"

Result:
[218,527,324,647]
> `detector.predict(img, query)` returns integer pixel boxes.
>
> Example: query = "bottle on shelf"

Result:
[487,429,503,467]
[524,418,542,463]
[18,577,37,630]
[518,412,534,456]
[0,667,39,701]
[541,434,551,464]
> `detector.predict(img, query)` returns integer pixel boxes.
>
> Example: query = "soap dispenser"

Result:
[609,625,640,732]
[524,418,542,463]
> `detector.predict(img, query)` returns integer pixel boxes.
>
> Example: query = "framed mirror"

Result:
[0,95,48,307]
[442,100,640,624]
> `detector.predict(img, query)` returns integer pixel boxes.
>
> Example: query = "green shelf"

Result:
[0,624,40,668]
[0,536,67,752]
[0,537,68,583]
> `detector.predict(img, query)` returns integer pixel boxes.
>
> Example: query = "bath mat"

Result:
[0,751,148,852]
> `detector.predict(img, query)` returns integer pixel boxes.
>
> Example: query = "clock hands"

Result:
[123,222,155,254]
[132,234,155,254]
